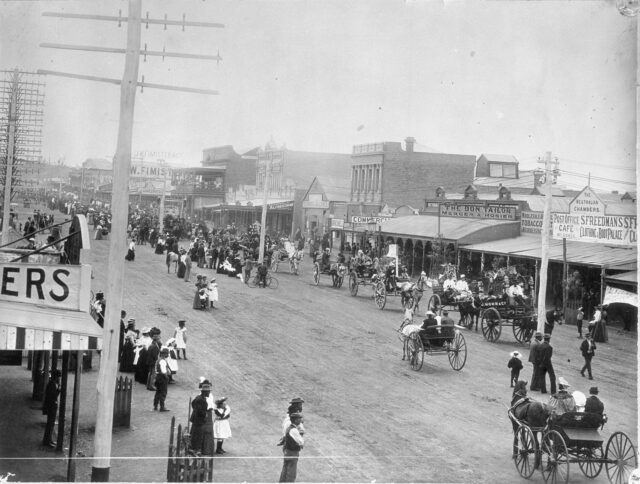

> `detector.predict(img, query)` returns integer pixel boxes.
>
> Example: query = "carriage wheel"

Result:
[513,318,534,344]
[349,272,358,296]
[513,425,537,479]
[578,444,603,479]
[267,275,279,289]
[374,282,387,310]
[427,294,441,314]
[313,263,320,285]
[481,307,502,343]
[447,331,467,371]
[605,431,637,484]
[409,333,424,371]
[540,430,569,484]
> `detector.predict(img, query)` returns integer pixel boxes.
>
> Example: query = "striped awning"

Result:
[0,302,103,351]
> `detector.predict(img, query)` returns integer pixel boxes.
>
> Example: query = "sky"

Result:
[0,0,637,193]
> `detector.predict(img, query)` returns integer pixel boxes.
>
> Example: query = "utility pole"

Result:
[39,2,223,481]
[258,150,272,264]
[158,161,167,234]
[536,151,554,334]
[79,166,85,204]
[1,72,17,246]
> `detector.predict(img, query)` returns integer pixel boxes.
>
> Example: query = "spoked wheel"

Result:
[513,425,537,479]
[409,333,424,371]
[481,307,502,343]
[447,331,467,371]
[540,429,569,484]
[267,275,279,289]
[349,272,358,296]
[513,318,534,344]
[271,256,279,273]
[374,281,387,310]
[578,444,603,479]
[427,294,441,314]
[605,431,638,484]
[313,263,320,285]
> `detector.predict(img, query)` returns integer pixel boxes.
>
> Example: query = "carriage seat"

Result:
[549,412,604,447]
[419,325,455,346]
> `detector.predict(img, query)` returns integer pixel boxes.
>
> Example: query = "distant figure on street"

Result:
[125,239,135,261]
[42,369,61,448]
[173,320,187,360]
[548,377,576,418]
[545,306,562,335]
[576,306,584,338]
[190,382,214,455]
[279,412,304,483]
[528,331,543,391]
[507,351,523,388]
[580,332,596,380]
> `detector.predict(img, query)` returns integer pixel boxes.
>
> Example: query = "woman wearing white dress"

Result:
[208,278,219,309]
[173,320,187,360]
[213,397,231,454]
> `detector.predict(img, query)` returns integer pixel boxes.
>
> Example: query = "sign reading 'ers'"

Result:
[552,186,637,246]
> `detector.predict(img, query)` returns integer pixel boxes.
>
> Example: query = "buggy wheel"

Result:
[409,333,424,371]
[349,272,358,296]
[541,430,569,484]
[267,275,279,289]
[605,431,637,484]
[578,444,603,479]
[427,294,441,314]
[313,263,320,285]
[447,331,467,371]
[374,282,387,310]
[514,425,537,479]
[481,307,502,343]
[513,318,534,344]
[247,276,258,288]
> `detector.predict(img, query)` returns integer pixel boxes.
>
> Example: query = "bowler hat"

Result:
[543,334,551,340]
[289,397,305,404]
[589,386,599,395]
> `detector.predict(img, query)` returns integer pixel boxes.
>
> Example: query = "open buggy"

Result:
[270,239,303,275]
[509,409,636,484]
[348,259,380,299]
[312,251,347,288]
[398,322,467,372]
[372,246,428,311]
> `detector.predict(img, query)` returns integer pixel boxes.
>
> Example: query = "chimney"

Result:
[533,169,544,188]
[405,137,416,153]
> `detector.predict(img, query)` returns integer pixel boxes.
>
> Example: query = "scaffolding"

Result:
[0,69,46,201]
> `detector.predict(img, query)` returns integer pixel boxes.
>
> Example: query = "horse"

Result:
[397,273,429,311]
[166,251,179,273]
[509,381,552,464]
[458,294,482,330]
[399,308,421,361]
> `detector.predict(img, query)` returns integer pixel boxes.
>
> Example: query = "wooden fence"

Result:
[113,376,132,428]
[167,416,213,482]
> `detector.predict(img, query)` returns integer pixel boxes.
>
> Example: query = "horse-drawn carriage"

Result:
[348,261,379,298]
[371,250,428,311]
[478,296,537,344]
[509,408,637,484]
[312,253,347,288]
[426,282,475,319]
[398,323,467,372]
[270,239,303,275]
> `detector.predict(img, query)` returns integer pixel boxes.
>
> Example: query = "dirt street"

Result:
[5,229,637,483]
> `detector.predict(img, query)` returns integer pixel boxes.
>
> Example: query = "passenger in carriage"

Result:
[421,310,438,329]
[584,386,604,417]
[507,280,528,306]
[385,261,397,291]
[321,247,331,272]
[442,274,456,300]
[548,377,577,419]
[454,274,469,293]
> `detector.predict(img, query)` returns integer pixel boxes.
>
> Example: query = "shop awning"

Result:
[605,271,637,285]
[378,215,521,244]
[0,302,103,351]
[461,234,637,269]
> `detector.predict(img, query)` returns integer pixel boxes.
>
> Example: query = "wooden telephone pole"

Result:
[39,2,223,481]
[258,150,272,264]
[536,151,554,334]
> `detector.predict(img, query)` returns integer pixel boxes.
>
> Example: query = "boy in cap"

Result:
[153,347,170,412]
[580,332,596,380]
[279,412,304,483]
[548,377,576,418]
[507,351,523,388]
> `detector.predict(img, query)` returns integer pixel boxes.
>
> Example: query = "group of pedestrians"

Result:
[189,379,232,456]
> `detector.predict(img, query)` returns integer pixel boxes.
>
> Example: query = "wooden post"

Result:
[67,350,82,482]
[92,0,141,480]
[258,151,271,264]
[537,152,553,334]
[56,351,70,452]
[1,69,18,246]
[562,238,568,319]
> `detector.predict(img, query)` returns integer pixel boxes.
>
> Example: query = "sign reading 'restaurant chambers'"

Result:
[0,263,92,312]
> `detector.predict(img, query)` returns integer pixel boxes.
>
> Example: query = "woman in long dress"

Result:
[177,250,187,278]
[119,321,137,372]
[213,397,231,454]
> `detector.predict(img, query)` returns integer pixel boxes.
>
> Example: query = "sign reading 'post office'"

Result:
[552,213,637,246]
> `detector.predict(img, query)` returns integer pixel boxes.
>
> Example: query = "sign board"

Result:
[351,215,392,224]
[330,218,344,229]
[302,200,330,209]
[0,263,92,311]
[552,212,637,246]
[439,203,517,220]
[268,201,294,210]
[569,186,606,216]
[521,211,552,234]
[603,286,638,307]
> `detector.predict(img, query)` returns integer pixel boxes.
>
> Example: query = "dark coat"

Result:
[585,395,604,416]
[42,379,60,416]
[508,357,523,372]
[536,342,553,369]
[146,340,161,367]
[580,338,596,358]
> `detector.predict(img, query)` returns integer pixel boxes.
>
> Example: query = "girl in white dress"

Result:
[173,320,187,360]
[208,278,219,309]
[213,397,231,454]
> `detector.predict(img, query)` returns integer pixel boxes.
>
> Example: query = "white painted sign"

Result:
[302,200,330,209]
[330,218,344,229]
[552,212,637,246]
[603,286,638,307]
[0,263,91,311]
[569,186,606,216]
[351,216,392,224]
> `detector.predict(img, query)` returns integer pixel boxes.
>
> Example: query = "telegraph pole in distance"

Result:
[537,151,553,334]
[1,72,18,246]
[258,150,271,264]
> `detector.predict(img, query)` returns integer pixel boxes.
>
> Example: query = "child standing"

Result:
[576,306,584,338]
[213,397,231,454]
[208,277,219,309]
[507,351,523,388]
[173,320,187,360]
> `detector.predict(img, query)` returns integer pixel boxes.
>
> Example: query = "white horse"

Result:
[166,251,179,273]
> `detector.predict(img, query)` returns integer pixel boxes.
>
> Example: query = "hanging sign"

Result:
[569,186,606,216]
[351,216,392,225]
[552,212,637,246]
[439,203,517,220]
[330,218,344,229]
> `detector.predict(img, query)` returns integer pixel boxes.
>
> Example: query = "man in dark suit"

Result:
[42,369,61,448]
[580,332,596,380]
[528,332,543,391]
[146,329,162,391]
[536,334,556,394]
[585,386,604,416]
[544,307,562,335]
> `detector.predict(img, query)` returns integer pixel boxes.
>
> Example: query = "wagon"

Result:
[479,297,537,344]
[348,263,379,298]
[313,259,347,288]
[372,254,423,311]
[426,282,473,316]
[509,410,637,484]
[400,324,467,372]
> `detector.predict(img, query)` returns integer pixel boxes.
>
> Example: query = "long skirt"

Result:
[155,243,164,254]
[119,341,136,372]
[193,289,204,310]
[190,421,214,456]
[177,262,186,278]
[125,249,135,261]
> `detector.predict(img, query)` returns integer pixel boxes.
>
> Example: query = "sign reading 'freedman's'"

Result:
[0,263,91,312]
[552,213,637,246]
[439,203,517,220]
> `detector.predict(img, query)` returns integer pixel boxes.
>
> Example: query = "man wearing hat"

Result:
[282,398,305,437]
[507,351,523,388]
[279,412,304,483]
[153,347,170,412]
[580,332,596,380]
[421,311,438,329]
[146,328,162,391]
[455,274,469,293]
[548,377,576,418]
[42,369,61,448]
[585,387,604,417]
[536,334,556,394]
[190,382,214,455]
[544,306,562,335]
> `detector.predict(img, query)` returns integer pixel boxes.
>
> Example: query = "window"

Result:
[489,163,517,178]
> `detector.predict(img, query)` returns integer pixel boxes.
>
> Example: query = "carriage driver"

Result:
[321,247,331,272]
[442,274,456,301]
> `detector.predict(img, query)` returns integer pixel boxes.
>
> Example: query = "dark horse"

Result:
[458,294,482,330]
[509,381,551,465]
